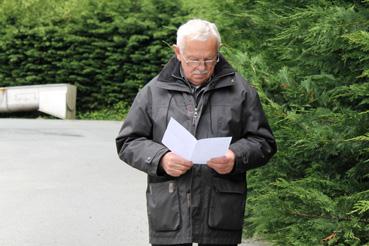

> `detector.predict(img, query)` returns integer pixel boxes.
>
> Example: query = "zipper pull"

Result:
[187,192,191,207]
[193,107,198,126]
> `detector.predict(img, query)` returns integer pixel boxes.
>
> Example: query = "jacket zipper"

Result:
[170,72,234,237]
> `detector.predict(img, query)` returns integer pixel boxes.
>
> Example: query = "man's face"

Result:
[175,37,218,86]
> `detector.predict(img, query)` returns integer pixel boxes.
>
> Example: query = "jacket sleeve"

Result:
[115,87,169,176]
[229,81,277,173]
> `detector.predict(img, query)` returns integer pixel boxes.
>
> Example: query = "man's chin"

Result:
[190,75,208,85]
[190,79,206,86]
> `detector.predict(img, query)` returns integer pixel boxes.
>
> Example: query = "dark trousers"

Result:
[152,244,237,246]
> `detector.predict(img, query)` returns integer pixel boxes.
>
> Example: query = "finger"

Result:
[219,165,233,174]
[182,161,194,170]
[207,160,226,167]
[168,162,190,174]
[169,172,181,177]
[181,163,194,173]
[182,160,193,167]
[167,168,182,177]
[208,156,227,164]
[174,164,188,172]
[207,161,222,172]
[175,157,193,167]
[218,169,229,174]
[207,162,232,174]
[175,168,188,176]
[174,161,192,169]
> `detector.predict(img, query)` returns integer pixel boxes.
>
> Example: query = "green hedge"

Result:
[209,1,369,245]
[0,0,187,111]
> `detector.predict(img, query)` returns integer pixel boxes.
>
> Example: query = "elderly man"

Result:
[116,19,277,246]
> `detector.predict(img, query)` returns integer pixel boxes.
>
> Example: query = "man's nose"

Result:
[197,61,206,69]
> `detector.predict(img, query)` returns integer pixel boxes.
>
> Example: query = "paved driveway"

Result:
[0,119,267,246]
[0,119,148,245]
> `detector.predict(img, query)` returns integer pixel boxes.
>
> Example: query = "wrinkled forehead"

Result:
[181,37,218,58]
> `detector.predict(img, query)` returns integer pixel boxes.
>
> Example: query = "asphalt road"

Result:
[0,119,268,246]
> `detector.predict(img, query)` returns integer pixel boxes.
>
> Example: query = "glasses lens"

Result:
[190,61,201,67]
[183,55,218,67]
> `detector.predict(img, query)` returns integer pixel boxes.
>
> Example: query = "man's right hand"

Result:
[160,152,193,177]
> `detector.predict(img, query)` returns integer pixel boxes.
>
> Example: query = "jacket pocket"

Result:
[208,178,246,230]
[146,181,181,231]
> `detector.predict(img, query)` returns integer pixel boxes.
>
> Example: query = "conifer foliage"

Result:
[190,0,369,245]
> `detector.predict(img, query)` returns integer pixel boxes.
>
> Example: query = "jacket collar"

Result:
[157,54,235,91]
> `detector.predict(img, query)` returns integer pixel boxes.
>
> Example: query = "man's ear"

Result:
[171,44,176,52]
[173,45,181,61]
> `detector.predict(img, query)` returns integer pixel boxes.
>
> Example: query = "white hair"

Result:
[176,19,221,53]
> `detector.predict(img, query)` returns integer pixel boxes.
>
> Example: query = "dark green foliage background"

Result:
[190,1,369,245]
[1,0,368,245]
[0,0,186,112]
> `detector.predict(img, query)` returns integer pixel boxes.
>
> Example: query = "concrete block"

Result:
[0,84,77,119]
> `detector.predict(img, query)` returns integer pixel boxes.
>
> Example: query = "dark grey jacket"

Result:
[115,55,277,244]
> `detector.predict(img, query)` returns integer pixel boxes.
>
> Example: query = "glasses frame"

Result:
[181,54,219,67]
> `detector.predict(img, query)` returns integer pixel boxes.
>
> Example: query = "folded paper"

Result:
[162,117,232,164]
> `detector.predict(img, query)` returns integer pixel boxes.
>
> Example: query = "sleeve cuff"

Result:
[146,147,170,177]
[229,141,248,174]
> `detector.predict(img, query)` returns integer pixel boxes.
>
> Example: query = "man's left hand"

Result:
[207,149,235,174]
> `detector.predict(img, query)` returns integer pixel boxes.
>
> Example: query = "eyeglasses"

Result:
[182,54,219,67]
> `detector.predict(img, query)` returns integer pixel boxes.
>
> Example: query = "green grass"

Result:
[76,101,129,121]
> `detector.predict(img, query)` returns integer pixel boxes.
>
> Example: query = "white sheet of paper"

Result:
[162,117,232,164]
[161,117,196,160]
